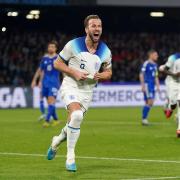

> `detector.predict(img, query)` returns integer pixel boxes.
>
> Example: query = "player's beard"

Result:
[89,32,101,44]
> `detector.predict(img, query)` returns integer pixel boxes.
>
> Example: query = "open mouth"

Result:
[94,33,99,37]
[93,33,100,41]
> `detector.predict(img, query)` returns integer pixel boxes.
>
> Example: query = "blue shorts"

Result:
[144,85,155,101]
[41,86,59,98]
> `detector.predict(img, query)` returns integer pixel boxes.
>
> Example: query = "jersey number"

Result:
[47,65,52,71]
[80,63,85,69]
[152,71,155,77]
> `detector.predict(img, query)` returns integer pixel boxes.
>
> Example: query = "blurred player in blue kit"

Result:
[139,50,160,125]
[31,41,61,127]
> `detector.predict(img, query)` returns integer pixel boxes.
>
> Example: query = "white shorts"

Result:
[166,81,180,105]
[60,86,93,112]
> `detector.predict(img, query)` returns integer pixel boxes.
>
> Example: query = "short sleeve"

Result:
[165,56,174,69]
[59,41,72,62]
[140,62,147,73]
[103,50,112,69]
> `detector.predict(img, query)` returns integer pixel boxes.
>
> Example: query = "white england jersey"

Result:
[59,36,112,92]
[165,53,180,84]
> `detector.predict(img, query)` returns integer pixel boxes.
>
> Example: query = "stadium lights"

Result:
[26,13,39,20]
[26,10,40,20]
[7,11,18,17]
[34,14,39,19]
[150,12,164,17]
[2,27,6,32]
[29,10,40,15]
[26,14,34,19]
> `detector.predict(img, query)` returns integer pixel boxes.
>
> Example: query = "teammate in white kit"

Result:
[46,15,112,171]
[159,53,180,137]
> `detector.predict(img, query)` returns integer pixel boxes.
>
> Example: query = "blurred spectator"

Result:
[1,31,179,86]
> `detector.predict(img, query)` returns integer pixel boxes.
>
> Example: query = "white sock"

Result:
[59,124,68,141]
[67,126,80,164]
[66,110,83,164]
[51,124,67,149]
[167,103,171,110]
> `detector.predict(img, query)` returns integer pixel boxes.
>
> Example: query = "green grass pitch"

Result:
[1,107,180,180]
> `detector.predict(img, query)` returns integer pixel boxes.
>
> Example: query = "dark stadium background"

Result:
[1,0,180,86]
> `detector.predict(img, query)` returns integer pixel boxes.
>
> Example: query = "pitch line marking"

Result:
[86,121,171,125]
[1,152,180,180]
[1,152,180,165]
[126,176,180,180]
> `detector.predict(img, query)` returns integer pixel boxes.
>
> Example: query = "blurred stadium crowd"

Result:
[1,31,180,85]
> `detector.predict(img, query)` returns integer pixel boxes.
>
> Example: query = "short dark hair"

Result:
[48,40,58,48]
[147,49,157,57]
[84,15,101,28]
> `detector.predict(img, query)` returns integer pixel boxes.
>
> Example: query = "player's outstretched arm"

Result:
[139,72,145,92]
[38,70,44,88]
[31,68,41,88]
[54,56,88,81]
